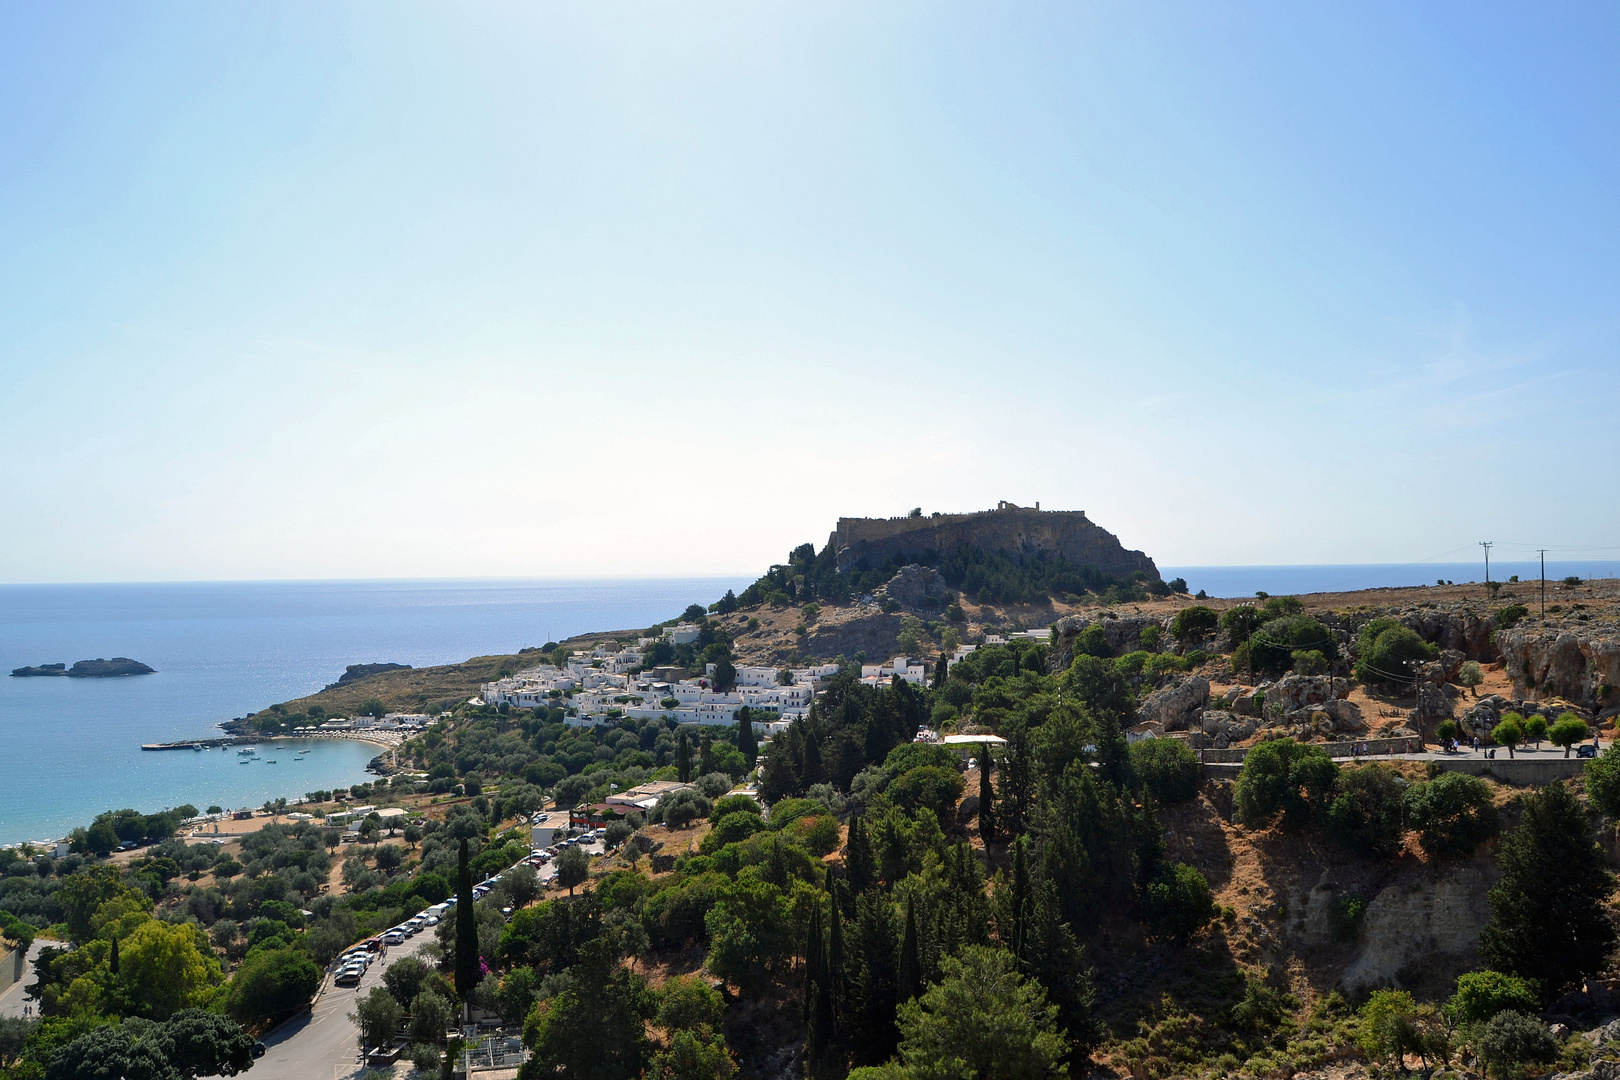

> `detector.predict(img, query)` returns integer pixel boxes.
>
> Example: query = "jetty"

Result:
[141,737,255,751]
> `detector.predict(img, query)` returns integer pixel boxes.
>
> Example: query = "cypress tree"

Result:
[978,744,997,843]
[844,815,878,895]
[932,653,948,690]
[999,721,1033,836]
[676,730,691,783]
[804,905,824,1023]
[108,936,119,976]
[848,893,900,1066]
[699,731,715,776]
[1011,834,1031,961]
[897,895,921,1004]
[737,706,758,768]
[455,838,481,1003]
[827,876,847,1015]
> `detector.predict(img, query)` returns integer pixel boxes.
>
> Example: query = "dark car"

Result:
[1578,744,1599,759]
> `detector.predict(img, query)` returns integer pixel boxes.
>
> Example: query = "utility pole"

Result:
[1479,541,1493,594]
[1538,549,1548,618]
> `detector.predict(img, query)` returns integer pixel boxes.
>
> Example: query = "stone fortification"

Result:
[826,503,1160,582]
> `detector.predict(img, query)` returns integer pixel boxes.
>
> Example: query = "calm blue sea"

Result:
[0,578,749,846]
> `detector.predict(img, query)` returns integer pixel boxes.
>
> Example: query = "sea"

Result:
[4,561,1617,847]
[0,578,749,846]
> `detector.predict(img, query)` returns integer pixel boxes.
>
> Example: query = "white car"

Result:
[381,931,405,946]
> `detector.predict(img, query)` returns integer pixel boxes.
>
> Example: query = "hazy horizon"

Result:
[4,4,1618,582]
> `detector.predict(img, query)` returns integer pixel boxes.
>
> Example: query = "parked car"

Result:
[334,970,362,988]
[381,931,405,946]
[1578,744,1599,758]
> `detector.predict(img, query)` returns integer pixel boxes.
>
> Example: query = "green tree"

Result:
[677,732,692,783]
[555,845,590,896]
[978,748,996,842]
[657,975,726,1032]
[351,986,402,1051]
[896,946,1067,1080]
[1549,714,1589,757]
[224,947,321,1024]
[120,920,221,1019]
[736,708,758,769]
[1128,738,1201,804]
[409,989,454,1046]
[650,1028,735,1080]
[46,1021,177,1080]
[1586,743,1620,816]
[1459,661,1484,695]
[1170,606,1218,643]
[1353,619,1437,686]
[1492,715,1524,757]
[1479,781,1617,995]
[1475,1011,1557,1079]
[1323,765,1406,858]
[1403,773,1500,857]
[383,956,431,1007]
[456,838,481,1002]
[522,939,654,1080]
[1234,740,1338,828]
[160,1010,256,1079]
[1358,989,1420,1070]
[1142,863,1215,944]
[1525,715,1548,747]
[705,873,794,993]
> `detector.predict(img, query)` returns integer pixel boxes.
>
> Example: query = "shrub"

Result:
[1323,765,1406,858]
[1402,773,1499,857]
[1234,740,1338,828]
[888,767,966,828]
[1128,739,1201,804]
[1290,649,1328,675]
[1459,661,1483,692]
[1492,604,1530,632]
[1476,1010,1556,1078]
[1072,623,1113,659]
[764,798,831,829]
[1142,863,1215,943]
[1353,619,1437,686]
[1449,970,1538,1027]
[700,811,765,854]
[1171,606,1219,643]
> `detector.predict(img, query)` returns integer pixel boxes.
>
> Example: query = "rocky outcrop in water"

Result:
[11,658,154,677]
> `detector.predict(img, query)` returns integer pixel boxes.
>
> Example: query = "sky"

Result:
[2,2,1618,583]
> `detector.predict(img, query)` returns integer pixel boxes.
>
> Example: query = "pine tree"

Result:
[676,731,691,783]
[844,815,878,895]
[897,895,922,1004]
[978,744,997,843]
[1480,781,1617,993]
[737,706,758,768]
[455,838,481,1003]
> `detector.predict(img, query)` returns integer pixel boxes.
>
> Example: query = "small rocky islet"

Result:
[9,657,156,678]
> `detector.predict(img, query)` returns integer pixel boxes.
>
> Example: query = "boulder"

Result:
[1230,683,1270,717]
[957,794,980,826]
[1411,681,1454,725]
[1400,608,1498,661]
[1585,1017,1620,1046]
[1198,710,1257,741]
[1283,698,1364,733]
[1551,1023,1572,1041]
[1051,614,1166,668]
[1461,695,1508,739]
[1136,676,1210,732]
[1268,675,1350,715]
[1496,625,1620,708]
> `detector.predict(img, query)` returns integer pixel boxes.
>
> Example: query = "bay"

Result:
[0,578,748,845]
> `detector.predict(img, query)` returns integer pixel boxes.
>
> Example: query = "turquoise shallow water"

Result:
[0,578,748,844]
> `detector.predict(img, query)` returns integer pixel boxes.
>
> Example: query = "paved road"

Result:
[245,938,437,1080]
[245,840,603,1079]
[0,942,46,1019]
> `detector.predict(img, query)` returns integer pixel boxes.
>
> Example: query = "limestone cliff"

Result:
[825,503,1160,582]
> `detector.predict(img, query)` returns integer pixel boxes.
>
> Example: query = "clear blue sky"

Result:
[2,3,1617,582]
